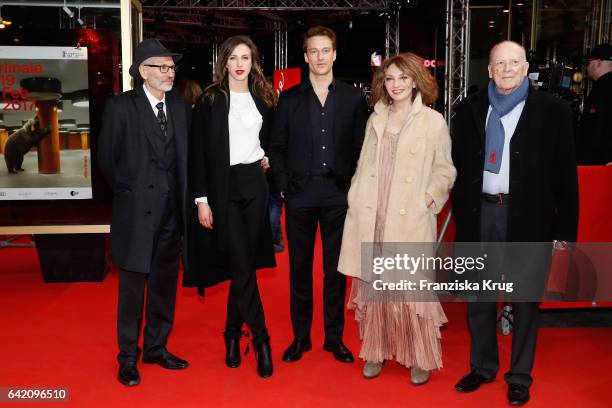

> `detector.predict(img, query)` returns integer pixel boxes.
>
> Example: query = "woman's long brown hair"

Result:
[204,35,277,108]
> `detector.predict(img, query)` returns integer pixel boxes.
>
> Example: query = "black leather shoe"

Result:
[282,338,312,362]
[225,337,241,368]
[254,341,273,378]
[118,362,140,386]
[143,350,189,369]
[323,340,354,363]
[454,371,494,392]
[508,383,530,406]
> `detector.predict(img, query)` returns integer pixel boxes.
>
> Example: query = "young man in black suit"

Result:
[269,26,369,364]
[98,39,191,386]
[451,41,579,405]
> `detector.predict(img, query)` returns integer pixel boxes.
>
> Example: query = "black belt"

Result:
[482,193,509,204]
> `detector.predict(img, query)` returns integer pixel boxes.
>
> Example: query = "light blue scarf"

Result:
[485,77,529,173]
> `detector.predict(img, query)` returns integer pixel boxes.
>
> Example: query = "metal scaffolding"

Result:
[274,21,288,70]
[385,8,400,58]
[143,1,390,11]
[4,0,405,76]
[141,0,393,31]
[211,34,224,67]
[444,0,469,126]
[140,0,401,73]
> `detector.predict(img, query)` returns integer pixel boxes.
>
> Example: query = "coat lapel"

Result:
[249,89,272,150]
[250,88,267,118]
[134,86,165,160]
[371,94,424,142]
[508,87,535,149]
[371,102,388,140]
[370,92,424,140]
[470,90,489,148]
[213,92,230,163]
[166,90,187,173]
[293,82,311,143]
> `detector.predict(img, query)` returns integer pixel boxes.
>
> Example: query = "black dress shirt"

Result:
[308,79,336,176]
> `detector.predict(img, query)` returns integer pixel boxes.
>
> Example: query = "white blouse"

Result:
[228,90,265,166]
[194,90,265,205]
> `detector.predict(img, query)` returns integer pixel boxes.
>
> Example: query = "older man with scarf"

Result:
[450,41,578,405]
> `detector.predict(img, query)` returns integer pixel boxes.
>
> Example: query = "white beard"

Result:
[158,81,173,92]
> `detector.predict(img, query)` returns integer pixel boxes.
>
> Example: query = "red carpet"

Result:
[0,236,610,408]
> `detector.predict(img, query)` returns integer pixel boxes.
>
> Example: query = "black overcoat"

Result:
[183,89,276,291]
[97,87,191,273]
[450,88,579,243]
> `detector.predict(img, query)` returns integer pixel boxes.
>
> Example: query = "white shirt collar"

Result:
[142,83,166,113]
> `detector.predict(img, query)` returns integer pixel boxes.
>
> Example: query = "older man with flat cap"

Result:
[98,38,192,386]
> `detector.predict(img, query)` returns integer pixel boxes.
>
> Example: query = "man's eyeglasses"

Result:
[144,64,179,73]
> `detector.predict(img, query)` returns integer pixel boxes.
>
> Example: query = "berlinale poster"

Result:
[0,46,92,200]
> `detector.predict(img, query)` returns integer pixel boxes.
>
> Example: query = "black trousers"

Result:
[117,195,180,364]
[224,161,269,343]
[468,196,539,387]
[285,179,348,342]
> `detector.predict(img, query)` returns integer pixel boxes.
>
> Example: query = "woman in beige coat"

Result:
[338,53,456,384]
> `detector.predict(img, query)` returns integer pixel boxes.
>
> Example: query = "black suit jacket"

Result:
[451,88,579,242]
[97,86,191,273]
[183,89,276,290]
[268,79,369,195]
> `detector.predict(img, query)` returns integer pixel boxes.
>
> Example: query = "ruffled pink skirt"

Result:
[348,280,447,370]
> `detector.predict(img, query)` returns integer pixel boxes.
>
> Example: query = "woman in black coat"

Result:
[185,35,277,378]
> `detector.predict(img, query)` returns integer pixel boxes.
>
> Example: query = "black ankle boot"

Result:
[254,340,273,378]
[225,337,241,368]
